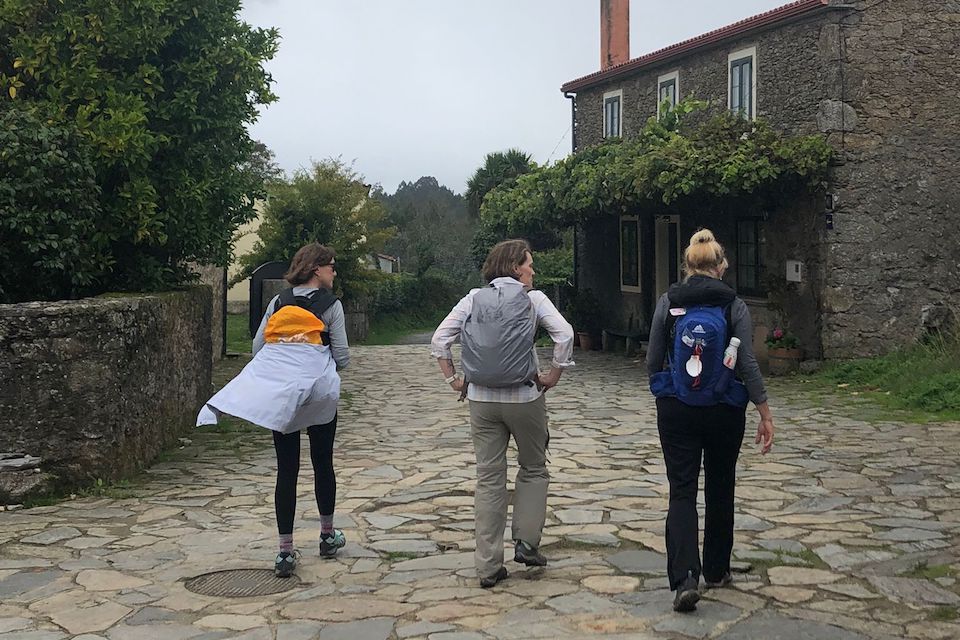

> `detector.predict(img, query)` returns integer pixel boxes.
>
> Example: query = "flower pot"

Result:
[576,331,594,351]
[768,347,803,376]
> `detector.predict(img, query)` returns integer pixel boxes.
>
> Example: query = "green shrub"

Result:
[368,273,462,322]
[0,0,278,301]
[0,104,107,302]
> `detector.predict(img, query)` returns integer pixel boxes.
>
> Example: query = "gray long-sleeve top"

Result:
[252,287,350,370]
[646,291,767,406]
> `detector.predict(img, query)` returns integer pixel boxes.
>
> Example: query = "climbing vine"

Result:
[479,100,832,236]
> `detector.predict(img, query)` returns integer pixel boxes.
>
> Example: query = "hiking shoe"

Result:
[274,550,301,578]
[673,575,701,612]
[479,566,508,589]
[514,540,547,567]
[320,529,346,558]
[704,572,733,589]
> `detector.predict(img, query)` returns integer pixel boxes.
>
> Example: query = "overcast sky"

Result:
[240,0,792,194]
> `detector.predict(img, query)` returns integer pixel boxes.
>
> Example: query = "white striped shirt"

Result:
[430,278,575,403]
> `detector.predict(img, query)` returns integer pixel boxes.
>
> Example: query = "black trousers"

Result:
[656,397,746,590]
[272,415,337,535]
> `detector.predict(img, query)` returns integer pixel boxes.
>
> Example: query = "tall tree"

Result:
[465,149,535,219]
[235,160,392,300]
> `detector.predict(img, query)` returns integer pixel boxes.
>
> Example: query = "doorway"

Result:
[654,215,682,300]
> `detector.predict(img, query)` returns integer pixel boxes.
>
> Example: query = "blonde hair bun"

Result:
[690,229,716,245]
[683,228,728,277]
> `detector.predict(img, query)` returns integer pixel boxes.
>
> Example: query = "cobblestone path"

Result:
[1,346,959,639]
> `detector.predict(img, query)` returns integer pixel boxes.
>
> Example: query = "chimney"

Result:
[601,0,630,70]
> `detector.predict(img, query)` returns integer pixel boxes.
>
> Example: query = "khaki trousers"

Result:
[469,394,549,578]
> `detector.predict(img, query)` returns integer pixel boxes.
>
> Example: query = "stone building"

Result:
[561,0,959,359]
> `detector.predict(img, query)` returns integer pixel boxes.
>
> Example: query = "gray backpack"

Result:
[460,283,538,388]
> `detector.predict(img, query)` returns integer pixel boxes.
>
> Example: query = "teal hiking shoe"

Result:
[320,529,346,558]
[274,550,301,578]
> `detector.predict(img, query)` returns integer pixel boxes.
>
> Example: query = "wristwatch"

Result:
[444,374,458,385]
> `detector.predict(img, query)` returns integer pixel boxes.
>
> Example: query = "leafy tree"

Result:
[0,0,278,300]
[235,160,392,300]
[465,149,535,219]
[374,177,477,285]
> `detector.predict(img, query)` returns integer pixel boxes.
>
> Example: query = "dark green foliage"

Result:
[0,0,278,301]
[368,272,461,321]
[465,149,535,219]
[234,160,392,301]
[0,104,107,302]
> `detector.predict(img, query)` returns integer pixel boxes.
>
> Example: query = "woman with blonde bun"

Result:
[646,228,774,612]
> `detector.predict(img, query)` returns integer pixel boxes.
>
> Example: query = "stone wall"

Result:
[819,0,960,357]
[0,288,212,501]
[572,0,960,358]
[194,265,226,362]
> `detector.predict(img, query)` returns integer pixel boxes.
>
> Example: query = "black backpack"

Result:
[273,288,338,345]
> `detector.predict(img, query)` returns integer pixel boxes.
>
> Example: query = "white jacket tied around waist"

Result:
[196,342,340,434]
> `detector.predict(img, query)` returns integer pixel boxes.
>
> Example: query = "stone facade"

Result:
[0,288,213,500]
[569,0,960,358]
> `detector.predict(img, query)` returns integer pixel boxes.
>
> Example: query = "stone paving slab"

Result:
[1,346,959,638]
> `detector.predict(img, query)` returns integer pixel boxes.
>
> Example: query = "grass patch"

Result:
[904,560,955,580]
[361,310,446,346]
[930,606,959,622]
[383,551,421,561]
[226,313,252,353]
[810,332,960,420]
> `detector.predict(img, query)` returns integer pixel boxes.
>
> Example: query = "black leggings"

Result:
[272,415,337,535]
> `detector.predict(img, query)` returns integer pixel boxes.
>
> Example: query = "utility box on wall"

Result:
[785,260,804,283]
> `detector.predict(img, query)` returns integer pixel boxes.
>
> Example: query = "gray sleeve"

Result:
[252,295,280,356]
[731,299,768,406]
[322,300,350,370]
[645,294,671,377]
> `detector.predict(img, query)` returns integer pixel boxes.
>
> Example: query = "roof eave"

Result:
[561,0,834,94]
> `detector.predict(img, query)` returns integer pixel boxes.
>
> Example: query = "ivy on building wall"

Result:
[479,100,832,237]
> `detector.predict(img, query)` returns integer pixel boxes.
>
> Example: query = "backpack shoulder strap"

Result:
[304,288,339,318]
[274,287,296,313]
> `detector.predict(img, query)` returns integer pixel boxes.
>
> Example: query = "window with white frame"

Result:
[728,47,756,120]
[657,71,679,116]
[603,90,622,138]
[736,217,766,297]
[619,215,641,292]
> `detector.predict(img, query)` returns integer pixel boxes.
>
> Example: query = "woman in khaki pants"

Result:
[431,239,574,588]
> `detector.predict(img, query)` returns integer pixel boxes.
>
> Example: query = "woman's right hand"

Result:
[755,416,774,454]
[450,377,465,393]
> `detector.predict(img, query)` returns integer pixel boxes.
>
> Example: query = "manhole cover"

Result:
[184,569,300,597]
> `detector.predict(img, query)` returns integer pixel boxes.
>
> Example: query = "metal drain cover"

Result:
[184,569,300,597]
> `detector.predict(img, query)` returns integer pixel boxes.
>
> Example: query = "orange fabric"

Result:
[264,306,327,345]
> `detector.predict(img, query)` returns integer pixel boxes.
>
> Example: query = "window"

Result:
[728,47,756,120]
[657,71,679,116]
[620,215,641,292]
[736,218,766,296]
[603,90,622,138]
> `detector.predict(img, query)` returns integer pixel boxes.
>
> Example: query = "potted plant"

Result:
[565,289,602,351]
[766,327,803,375]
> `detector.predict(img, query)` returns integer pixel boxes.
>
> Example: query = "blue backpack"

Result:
[649,304,749,408]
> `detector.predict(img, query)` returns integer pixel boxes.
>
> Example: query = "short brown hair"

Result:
[481,239,532,283]
[284,242,336,285]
